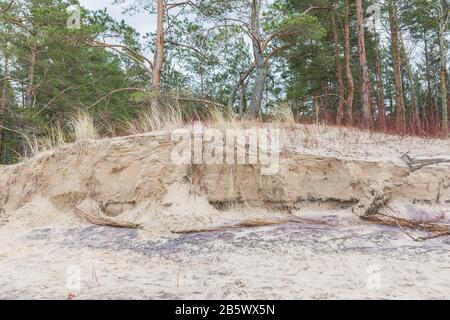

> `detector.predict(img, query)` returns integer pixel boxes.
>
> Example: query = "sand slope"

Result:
[1,125,449,234]
[0,125,449,299]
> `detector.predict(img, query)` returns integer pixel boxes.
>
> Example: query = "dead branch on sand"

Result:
[72,206,142,229]
[363,211,450,241]
[175,217,330,235]
[401,153,450,172]
[353,191,450,241]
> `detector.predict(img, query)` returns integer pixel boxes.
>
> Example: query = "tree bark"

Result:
[373,26,386,131]
[367,75,376,121]
[248,0,266,117]
[331,11,345,125]
[423,34,433,129]
[313,92,320,124]
[0,55,9,161]
[25,43,37,108]
[250,65,267,117]
[405,59,421,131]
[152,0,165,108]
[387,77,394,117]
[438,0,448,132]
[228,63,255,110]
[388,1,406,132]
[240,74,248,115]
[447,70,450,128]
[399,33,421,132]
[355,0,372,128]
[343,2,354,125]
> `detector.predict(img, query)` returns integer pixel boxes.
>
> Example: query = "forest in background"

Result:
[0,0,449,164]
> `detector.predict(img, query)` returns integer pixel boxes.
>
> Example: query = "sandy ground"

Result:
[0,209,449,300]
[1,125,450,299]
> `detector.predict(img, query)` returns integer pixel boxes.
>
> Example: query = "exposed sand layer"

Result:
[1,125,450,234]
[0,125,449,299]
[0,212,449,299]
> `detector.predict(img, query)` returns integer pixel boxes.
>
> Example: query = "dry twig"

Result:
[73,206,142,229]
[175,217,329,235]
[362,211,450,241]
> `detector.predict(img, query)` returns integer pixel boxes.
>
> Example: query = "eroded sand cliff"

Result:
[1,125,449,299]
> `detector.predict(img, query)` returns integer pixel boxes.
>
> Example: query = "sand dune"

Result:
[1,125,449,299]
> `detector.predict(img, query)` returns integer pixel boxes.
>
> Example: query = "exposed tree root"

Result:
[175,217,330,235]
[401,153,450,172]
[362,212,450,241]
[72,206,142,229]
[353,189,450,241]
[352,191,390,218]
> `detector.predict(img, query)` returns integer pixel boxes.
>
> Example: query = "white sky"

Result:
[79,0,155,36]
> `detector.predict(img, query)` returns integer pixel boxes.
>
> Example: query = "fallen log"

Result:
[400,153,450,172]
[72,206,142,229]
[175,217,330,235]
[353,190,450,241]
[362,211,450,241]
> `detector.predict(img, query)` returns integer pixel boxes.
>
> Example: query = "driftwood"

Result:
[175,217,330,235]
[400,153,450,172]
[72,206,142,229]
[353,190,450,241]
[362,211,450,241]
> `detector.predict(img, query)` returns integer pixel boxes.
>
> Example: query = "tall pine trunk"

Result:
[388,1,406,132]
[399,33,421,132]
[438,0,448,132]
[423,34,433,130]
[25,43,37,108]
[355,0,372,128]
[250,66,267,116]
[0,55,8,162]
[248,0,266,117]
[228,64,255,110]
[343,2,354,125]
[373,25,386,131]
[332,11,345,125]
[152,0,164,109]
[313,92,320,124]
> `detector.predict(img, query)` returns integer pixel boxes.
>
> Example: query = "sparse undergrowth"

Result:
[20,100,450,162]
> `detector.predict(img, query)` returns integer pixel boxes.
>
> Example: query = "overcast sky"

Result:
[79,0,155,36]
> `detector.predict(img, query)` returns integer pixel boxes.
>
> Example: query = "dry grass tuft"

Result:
[207,106,237,128]
[269,102,296,128]
[69,111,98,142]
[26,124,67,157]
[24,112,98,157]
[124,103,183,134]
